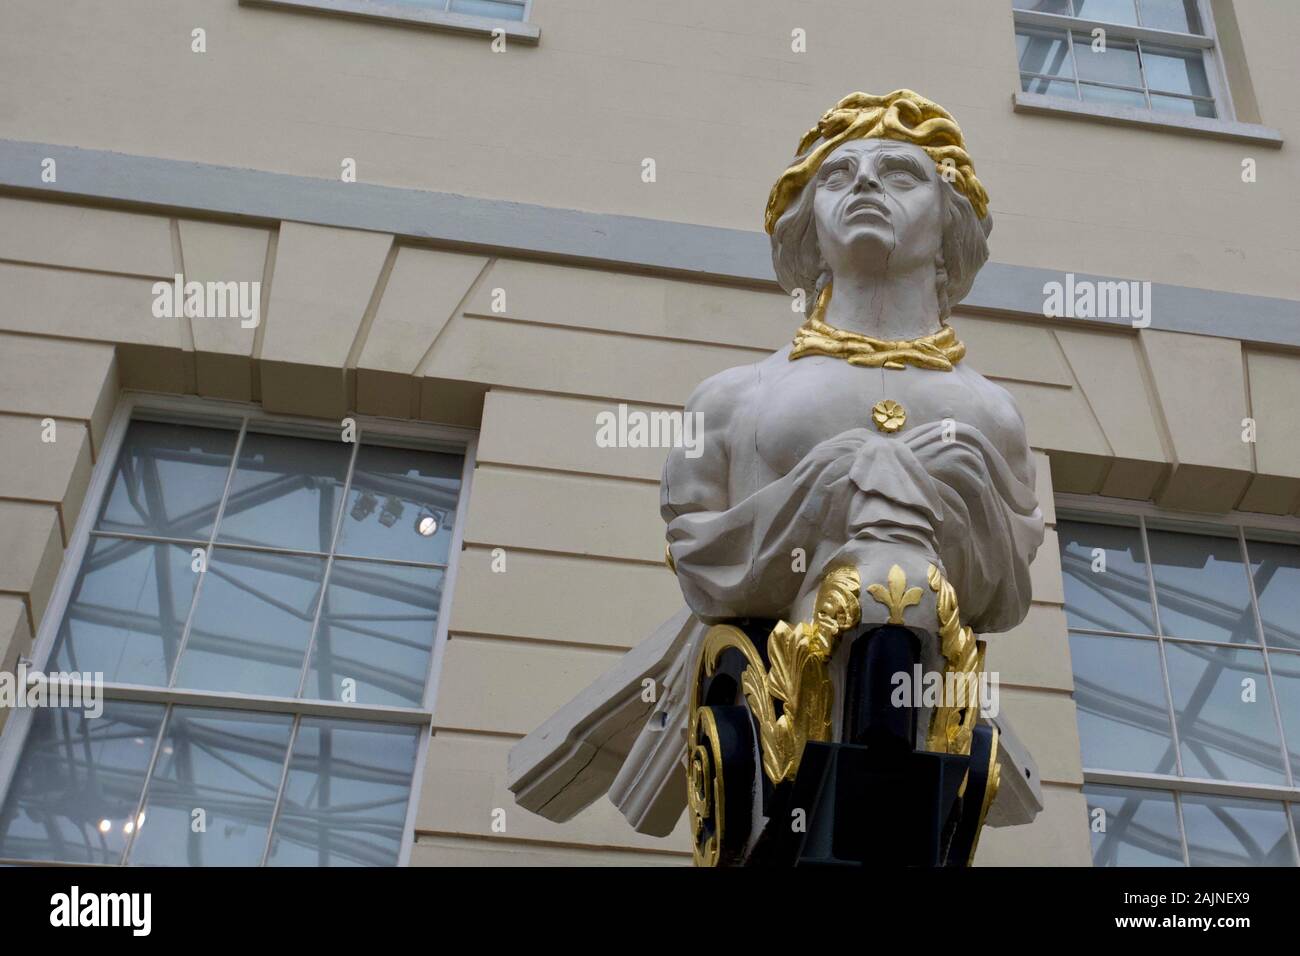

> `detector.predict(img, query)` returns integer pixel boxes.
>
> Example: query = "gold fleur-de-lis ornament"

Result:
[867,564,923,624]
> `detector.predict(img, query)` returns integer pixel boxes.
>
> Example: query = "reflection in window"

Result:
[0,701,165,864]
[98,422,237,541]
[1248,538,1300,651]
[1146,528,1255,644]
[338,444,462,565]
[50,538,196,686]
[1012,0,1219,118]
[1070,633,1174,773]
[178,549,327,697]
[1084,784,1183,866]
[266,720,420,867]
[1062,515,1300,866]
[0,414,466,866]
[127,708,293,867]
[307,561,443,708]
[1164,643,1285,784]
[1264,652,1300,776]
[1059,520,1154,633]
[1181,793,1293,867]
[217,432,351,553]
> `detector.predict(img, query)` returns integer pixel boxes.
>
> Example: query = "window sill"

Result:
[1012,92,1282,148]
[239,0,540,45]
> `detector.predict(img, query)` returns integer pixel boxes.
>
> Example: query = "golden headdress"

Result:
[764,89,989,234]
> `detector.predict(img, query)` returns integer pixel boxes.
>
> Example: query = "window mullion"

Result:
[1064,27,1081,98]
[1142,514,1186,778]
[119,702,174,866]
[1286,801,1300,866]
[1134,38,1153,109]
[88,532,449,572]
[1172,789,1191,865]
[1132,0,1149,107]
[295,432,362,701]
[1239,527,1296,788]
[1016,9,1212,48]
[260,712,302,867]
[1196,0,1233,120]
[167,415,251,689]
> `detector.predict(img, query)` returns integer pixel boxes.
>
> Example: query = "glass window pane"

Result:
[1021,74,1079,97]
[126,708,293,866]
[1264,651,1300,776]
[1014,0,1073,12]
[176,549,326,697]
[1073,0,1138,24]
[1016,26,1074,79]
[0,701,164,864]
[1084,784,1184,866]
[449,0,525,20]
[1058,520,1155,633]
[1138,0,1203,33]
[1245,538,1300,651]
[1164,642,1286,784]
[216,431,350,552]
[306,560,443,708]
[1074,33,1143,86]
[266,719,420,866]
[336,445,462,565]
[1141,44,1212,96]
[1148,93,1217,117]
[98,421,237,540]
[1071,633,1176,772]
[1079,82,1148,108]
[1181,793,1294,866]
[1146,529,1257,644]
[50,538,197,686]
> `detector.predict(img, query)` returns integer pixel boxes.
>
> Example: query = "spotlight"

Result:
[416,510,438,537]
[379,496,404,528]
[350,491,378,522]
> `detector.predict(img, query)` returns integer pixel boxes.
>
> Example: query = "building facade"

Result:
[0,0,1296,866]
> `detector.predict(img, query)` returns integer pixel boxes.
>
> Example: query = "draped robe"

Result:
[508,344,1044,835]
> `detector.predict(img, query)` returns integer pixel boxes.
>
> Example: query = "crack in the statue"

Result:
[535,694,666,819]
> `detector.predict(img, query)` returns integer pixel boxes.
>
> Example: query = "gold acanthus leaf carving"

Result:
[756,566,861,782]
[866,564,923,624]
[695,567,862,786]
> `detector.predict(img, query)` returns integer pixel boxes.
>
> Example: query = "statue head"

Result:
[767,90,993,320]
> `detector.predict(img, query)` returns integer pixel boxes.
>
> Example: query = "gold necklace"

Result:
[789,284,965,371]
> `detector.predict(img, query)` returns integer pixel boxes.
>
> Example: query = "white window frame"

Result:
[1057,493,1300,866]
[1009,0,1283,146]
[240,0,540,45]
[0,391,478,867]
[1015,0,1230,114]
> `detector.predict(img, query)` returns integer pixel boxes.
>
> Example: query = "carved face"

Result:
[812,139,944,278]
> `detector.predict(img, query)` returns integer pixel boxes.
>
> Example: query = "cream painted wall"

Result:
[1,194,1298,864]
[1,0,1297,299]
